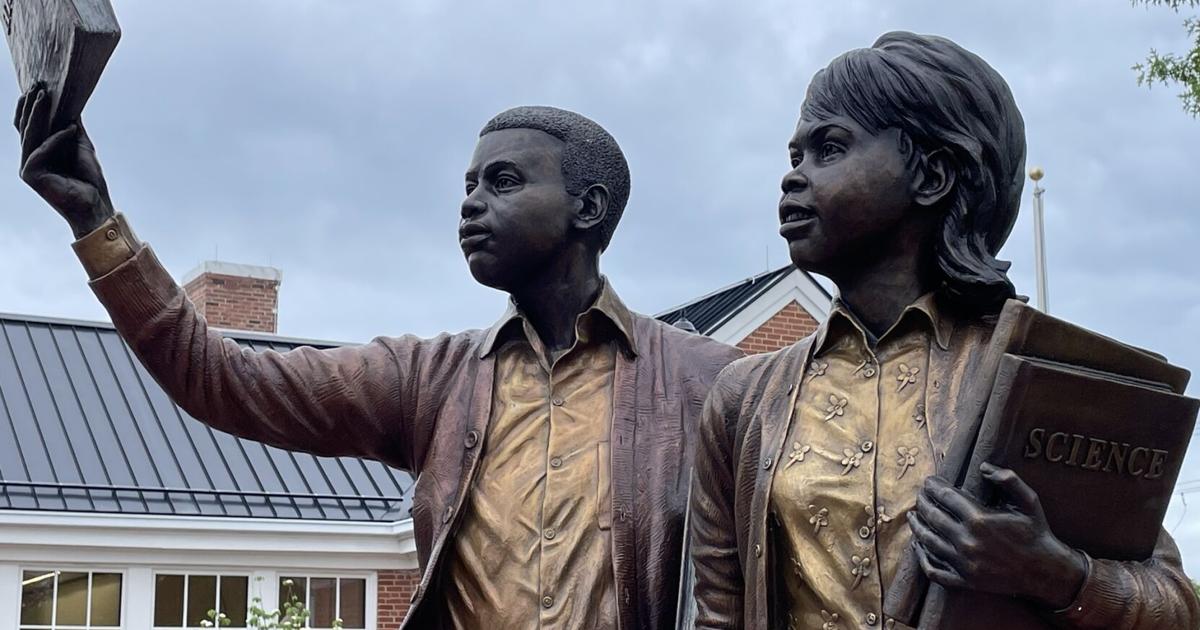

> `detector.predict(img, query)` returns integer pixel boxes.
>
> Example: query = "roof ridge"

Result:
[654,264,794,318]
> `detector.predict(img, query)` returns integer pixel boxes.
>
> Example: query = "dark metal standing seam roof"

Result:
[655,265,823,335]
[0,313,412,522]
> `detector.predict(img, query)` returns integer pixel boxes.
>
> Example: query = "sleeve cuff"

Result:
[71,212,143,280]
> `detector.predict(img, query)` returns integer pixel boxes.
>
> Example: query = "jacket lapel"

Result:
[610,347,639,629]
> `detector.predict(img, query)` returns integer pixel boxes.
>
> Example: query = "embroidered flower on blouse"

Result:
[821,609,841,630]
[853,359,878,378]
[859,504,895,539]
[896,446,920,479]
[808,504,830,534]
[786,442,811,468]
[806,359,828,382]
[897,363,921,392]
[824,395,849,421]
[875,504,894,530]
[840,447,864,475]
[850,554,873,590]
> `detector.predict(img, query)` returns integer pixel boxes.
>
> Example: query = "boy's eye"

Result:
[495,175,520,191]
[790,154,802,168]
[820,142,844,161]
[465,182,477,195]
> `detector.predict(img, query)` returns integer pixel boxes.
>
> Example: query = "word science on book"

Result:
[1022,428,1169,480]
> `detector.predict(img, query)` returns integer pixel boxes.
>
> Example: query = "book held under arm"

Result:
[3,0,119,130]
[884,300,1198,628]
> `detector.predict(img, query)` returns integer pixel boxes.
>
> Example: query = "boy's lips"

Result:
[459,223,491,251]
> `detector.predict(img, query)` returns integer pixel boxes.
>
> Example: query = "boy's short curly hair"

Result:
[481,106,631,252]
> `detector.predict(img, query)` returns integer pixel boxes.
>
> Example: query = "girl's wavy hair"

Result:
[802,31,1026,314]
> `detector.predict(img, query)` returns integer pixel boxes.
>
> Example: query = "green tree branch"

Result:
[1132,0,1200,116]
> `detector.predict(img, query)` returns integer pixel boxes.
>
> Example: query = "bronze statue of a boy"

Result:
[14,90,742,628]
[687,31,1198,629]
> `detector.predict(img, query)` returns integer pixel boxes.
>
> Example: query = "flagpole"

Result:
[1030,166,1049,313]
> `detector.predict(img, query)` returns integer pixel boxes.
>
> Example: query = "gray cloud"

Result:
[3,0,1199,574]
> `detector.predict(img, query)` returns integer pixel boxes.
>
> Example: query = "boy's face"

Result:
[461,128,578,291]
[779,114,916,278]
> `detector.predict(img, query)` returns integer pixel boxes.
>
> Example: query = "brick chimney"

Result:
[182,261,282,334]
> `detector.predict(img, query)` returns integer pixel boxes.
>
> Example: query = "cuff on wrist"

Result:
[72,212,141,280]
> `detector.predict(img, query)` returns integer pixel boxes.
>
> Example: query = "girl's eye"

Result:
[820,142,844,161]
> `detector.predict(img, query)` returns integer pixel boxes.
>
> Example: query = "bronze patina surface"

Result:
[17,90,742,628]
[687,31,1199,630]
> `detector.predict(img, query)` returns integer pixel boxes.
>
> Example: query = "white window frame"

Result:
[276,573,373,630]
[150,570,254,630]
[16,566,127,630]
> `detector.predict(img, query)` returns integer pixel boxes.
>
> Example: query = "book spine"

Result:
[919,358,1034,628]
[883,304,1030,625]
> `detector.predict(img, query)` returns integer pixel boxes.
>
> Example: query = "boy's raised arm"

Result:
[16,86,452,473]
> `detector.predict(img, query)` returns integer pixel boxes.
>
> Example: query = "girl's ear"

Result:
[912,147,957,208]
[572,183,610,231]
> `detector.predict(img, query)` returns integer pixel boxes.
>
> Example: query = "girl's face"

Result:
[779,114,918,278]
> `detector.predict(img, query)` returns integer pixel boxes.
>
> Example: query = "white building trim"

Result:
[0,511,416,571]
[708,268,831,346]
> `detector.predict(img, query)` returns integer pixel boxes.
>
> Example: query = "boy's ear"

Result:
[912,147,956,208]
[573,183,610,231]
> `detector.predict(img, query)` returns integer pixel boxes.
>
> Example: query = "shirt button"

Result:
[861,440,874,453]
[543,527,556,540]
[464,431,479,449]
[867,612,879,625]
[542,595,554,608]
[754,544,762,558]
[551,396,565,406]
[762,457,773,470]
[550,457,563,468]
[104,228,119,241]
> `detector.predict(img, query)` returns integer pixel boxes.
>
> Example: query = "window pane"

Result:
[56,571,89,626]
[310,578,336,628]
[91,573,123,626]
[279,576,307,606]
[20,571,55,625]
[279,577,307,624]
[154,574,185,627]
[339,579,366,628]
[219,576,249,627]
[187,575,217,626]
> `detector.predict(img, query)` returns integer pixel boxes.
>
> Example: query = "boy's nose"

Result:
[461,196,486,220]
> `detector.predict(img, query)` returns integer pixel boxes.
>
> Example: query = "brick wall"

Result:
[377,569,421,629]
[736,300,819,355]
[182,262,281,334]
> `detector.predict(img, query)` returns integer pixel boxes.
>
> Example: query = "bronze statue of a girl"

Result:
[687,31,1198,629]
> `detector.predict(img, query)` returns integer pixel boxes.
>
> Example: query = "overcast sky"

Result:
[3,0,1200,576]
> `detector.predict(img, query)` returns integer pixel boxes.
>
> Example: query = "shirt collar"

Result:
[479,278,639,359]
[813,292,952,356]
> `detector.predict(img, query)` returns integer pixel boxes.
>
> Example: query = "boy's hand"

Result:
[15,84,115,238]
